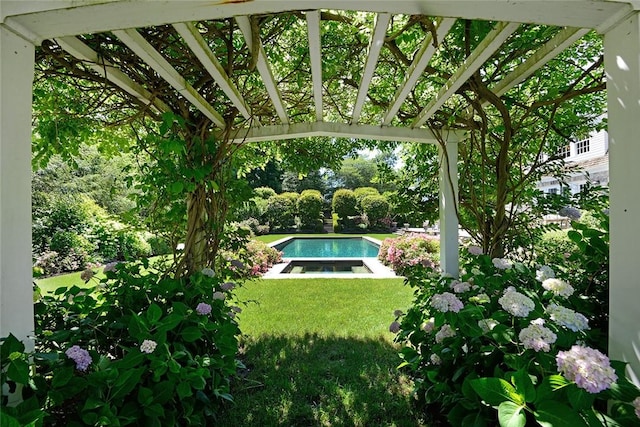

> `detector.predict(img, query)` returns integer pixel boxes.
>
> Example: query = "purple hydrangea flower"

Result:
[468,246,483,256]
[389,321,401,333]
[65,345,92,371]
[196,302,212,315]
[556,345,617,393]
[221,282,236,291]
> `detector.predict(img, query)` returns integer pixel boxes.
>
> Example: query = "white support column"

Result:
[0,26,35,349]
[604,12,640,385]
[438,142,459,278]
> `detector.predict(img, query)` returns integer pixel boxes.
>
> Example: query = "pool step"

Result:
[290,266,304,274]
[351,266,369,273]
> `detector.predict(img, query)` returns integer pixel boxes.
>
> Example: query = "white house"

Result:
[537,128,609,196]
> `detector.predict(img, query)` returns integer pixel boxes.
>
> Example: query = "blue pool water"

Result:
[275,237,380,258]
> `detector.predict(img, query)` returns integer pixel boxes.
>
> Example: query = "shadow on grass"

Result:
[217,333,427,427]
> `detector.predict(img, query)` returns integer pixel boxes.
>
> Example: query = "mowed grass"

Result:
[218,278,426,426]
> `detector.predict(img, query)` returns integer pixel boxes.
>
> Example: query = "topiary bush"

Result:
[332,189,358,231]
[297,189,324,232]
[254,186,277,200]
[264,194,297,231]
[354,187,380,211]
[361,194,390,229]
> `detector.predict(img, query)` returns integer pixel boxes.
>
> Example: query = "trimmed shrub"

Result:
[332,189,358,220]
[354,187,380,211]
[361,194,390,228]
[254,186,277,200]
[147,234,172,256]
[265,194,296,231]
[297,189,324,232]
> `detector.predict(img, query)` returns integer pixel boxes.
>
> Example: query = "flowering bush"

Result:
[378,233,439,275]
[391,250,640,426]
[219,239,282,279]
[2,260,243,426]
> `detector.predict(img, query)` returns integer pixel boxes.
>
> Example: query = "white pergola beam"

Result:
[382,17,456,126]
[113,28,226,129]
[306,10,323,122]
[55,36,172,114]
[173,22,253,122]
[490,27,590,99]
[2,1,632,44]
[236,15,289,124]
[351,12,391,124]
[219,121,463,144]
[412,21,520,128]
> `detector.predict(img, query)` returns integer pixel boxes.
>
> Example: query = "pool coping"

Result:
[264,236,398,279]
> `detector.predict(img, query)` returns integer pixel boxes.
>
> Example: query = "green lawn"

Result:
[34,237,425,425]
[218,278,426,426]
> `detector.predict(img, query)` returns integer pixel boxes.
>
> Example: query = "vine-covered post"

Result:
[438,140,459,277]
[0,26,35,351]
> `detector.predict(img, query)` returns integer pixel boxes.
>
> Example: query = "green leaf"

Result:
[146,303,163,325]
[169,181,184,195]
[180,326,202,342]
[471,377,524,406]
[51,365,75,388]
[567,384,595,411]
[511,370,536,403]
[534,401,588,427]
[177,381,192,399]
[498,401,526,427]
[7,357,30,384]
[1,334,25,360]
[0,411,22,427]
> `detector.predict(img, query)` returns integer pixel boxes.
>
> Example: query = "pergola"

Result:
[1,0,639,383]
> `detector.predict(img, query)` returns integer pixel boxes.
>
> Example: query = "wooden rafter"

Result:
[306,10,323,122]
[173,22,255,123]
[382,17,456,126]
[351,12,391,124]
[112,28,226,129]
[489,27,590,99]
[236,15,289,124]
[55,36,172,114]
[412,21,520,128]
[220,121,464,144]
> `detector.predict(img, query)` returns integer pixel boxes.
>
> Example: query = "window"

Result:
[575,138,590,155]
[547,188,559,195]
[558,145,571,158]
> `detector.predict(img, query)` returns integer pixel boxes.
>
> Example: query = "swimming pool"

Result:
[273,237,380,258]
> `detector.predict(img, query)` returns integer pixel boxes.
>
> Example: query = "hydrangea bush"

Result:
[391,248,640,426]
[2,259,244,426]
[378,233,440,275]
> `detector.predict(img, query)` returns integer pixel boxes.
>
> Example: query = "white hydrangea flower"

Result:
[498,288,535,317]
[542,278,574,297]
[536,265,555,282]
[547,303,589,332]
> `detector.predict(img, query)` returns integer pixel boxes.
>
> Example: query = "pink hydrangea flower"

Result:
[435,324,456,343]
[518,319,557,352]
[556,345,617,393]
[468,245,483,256]
[430,292,464,313]
[422,318,435,333]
